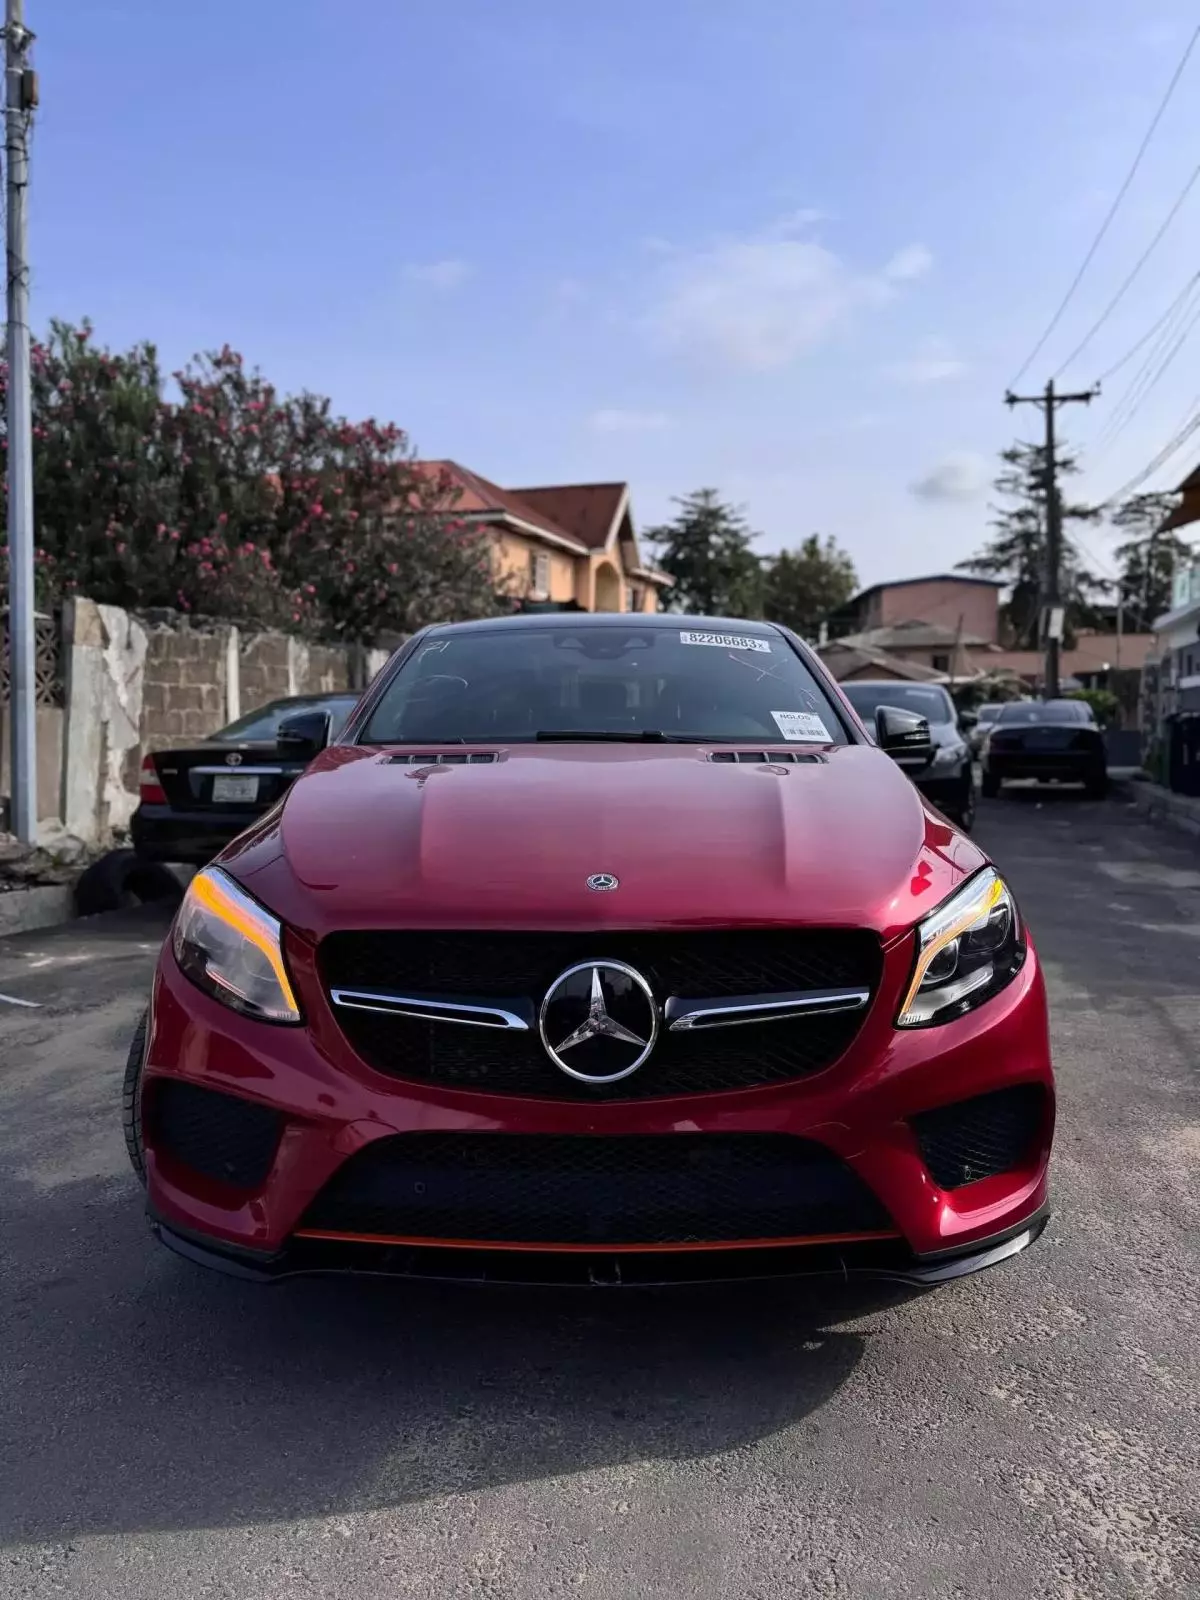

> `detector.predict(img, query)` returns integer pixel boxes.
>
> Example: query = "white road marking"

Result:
[0,991,40,1008]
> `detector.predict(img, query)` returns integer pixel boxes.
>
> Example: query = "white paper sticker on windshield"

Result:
[680,630,771,653]
[771,710,832,742]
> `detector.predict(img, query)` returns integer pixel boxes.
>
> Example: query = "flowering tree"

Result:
[0,322,501,637]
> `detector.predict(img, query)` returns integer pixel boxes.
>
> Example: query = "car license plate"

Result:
[211,774,259,804]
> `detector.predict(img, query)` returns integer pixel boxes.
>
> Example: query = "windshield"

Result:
[214,696,358,743]
[995,700,1091,726]
[840,683,955,725]
[360,625,850,745]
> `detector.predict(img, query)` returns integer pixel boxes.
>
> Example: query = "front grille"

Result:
[321,928,877,1000]
[298,1133,894,1246]
[331,1006,869,1100]
[320,929,880,1100]
[149,1079,282,1189]
[910,1084,1046,1190]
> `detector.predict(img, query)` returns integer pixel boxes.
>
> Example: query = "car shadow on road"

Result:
[1,1172,919,1546]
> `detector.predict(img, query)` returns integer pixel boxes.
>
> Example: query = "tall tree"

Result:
[957,438,1105,647]
[1109,491,1191,630]
[761,534,857,640]
[644,489,764,617]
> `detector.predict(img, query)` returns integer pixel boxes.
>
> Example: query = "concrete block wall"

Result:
[54,599,401,845]
[141,621,232,751]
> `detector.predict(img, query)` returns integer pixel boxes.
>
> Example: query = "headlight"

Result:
[896,867,1025,1027]
[932,740,968,767]
[172,867,302,1023]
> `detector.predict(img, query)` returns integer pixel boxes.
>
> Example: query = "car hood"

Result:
[223,743,985,943]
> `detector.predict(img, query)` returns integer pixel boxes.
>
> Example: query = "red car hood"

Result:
[224,743,985,943]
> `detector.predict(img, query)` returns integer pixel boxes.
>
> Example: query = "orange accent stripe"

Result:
[291,1228,902,1255]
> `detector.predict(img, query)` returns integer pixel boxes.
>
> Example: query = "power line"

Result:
[1009,23,1200,387]
[1095,281,1200,449]
[1095,400,1200,508]
[1055,156,1200,378]
[1095,269,1200,382]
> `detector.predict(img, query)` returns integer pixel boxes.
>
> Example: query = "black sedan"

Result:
[131,692,360,866]
[980,698,1107,798]
[840,680,976,830]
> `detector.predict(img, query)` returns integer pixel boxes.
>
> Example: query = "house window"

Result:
[932,653,950,673]
[529,550,551,597]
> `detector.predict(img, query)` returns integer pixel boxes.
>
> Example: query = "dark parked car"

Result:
[980,699,1107,798]
[131,692,360,866]
[127,613,1053,1290]
[841,680,976,831]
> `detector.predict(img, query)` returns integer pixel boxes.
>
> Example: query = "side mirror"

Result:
[958,710,978,733]
[277,710,331,762]
[875,705,935,764]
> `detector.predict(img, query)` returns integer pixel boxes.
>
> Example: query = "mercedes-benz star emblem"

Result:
[586,873,619,892]
[225,752,243,766]
[538,960,658,1083]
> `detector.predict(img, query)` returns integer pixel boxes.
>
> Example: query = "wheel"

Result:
[981,770,1000,799]
[75,850,184,916]
[1084,774,1108,800]
[122,1009,149,1186]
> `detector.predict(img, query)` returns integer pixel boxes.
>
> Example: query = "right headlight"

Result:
[896,867,1025,1027]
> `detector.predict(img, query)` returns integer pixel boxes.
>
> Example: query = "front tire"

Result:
[122,1010,149,1186]
[981,771,1000,799]
[1084,774,1109,800]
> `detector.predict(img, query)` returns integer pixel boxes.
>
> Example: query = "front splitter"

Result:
[150,1205,1049,1290]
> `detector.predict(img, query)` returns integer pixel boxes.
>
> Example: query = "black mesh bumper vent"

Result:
[298,1132,894,1246]
[150,1079,282,1189]
[910,1084,1047,1191]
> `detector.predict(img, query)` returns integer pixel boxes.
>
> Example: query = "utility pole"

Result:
[1004,378,1098,699]
[4,0,36,842]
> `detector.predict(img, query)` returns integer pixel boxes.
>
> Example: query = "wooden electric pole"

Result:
[1004,379,1098,699]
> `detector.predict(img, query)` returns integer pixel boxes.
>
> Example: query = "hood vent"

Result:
[385,751,498,765]
[708,749,824,765]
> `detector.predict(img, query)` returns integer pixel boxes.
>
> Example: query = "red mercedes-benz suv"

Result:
[125,613,1053,1287]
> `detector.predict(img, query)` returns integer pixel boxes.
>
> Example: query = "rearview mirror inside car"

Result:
[875,705,935,763]
[277,710,332,762]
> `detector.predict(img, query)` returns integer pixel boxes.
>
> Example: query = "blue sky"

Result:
[36,1,1200,589]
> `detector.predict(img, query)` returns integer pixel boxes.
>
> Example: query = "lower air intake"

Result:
[910,1084,1047,1190]
[298,1133,894,1246]
[150,1079,282,1189]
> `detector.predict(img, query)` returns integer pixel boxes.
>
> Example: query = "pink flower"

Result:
[310,501,324,517]
[115,541,126,554]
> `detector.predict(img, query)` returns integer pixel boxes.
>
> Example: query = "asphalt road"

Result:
[3,793,1199,1600]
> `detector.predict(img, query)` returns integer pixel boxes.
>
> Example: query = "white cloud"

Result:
[589,408,672,433]
[883,339,966,385]
[647,220,934,371]
[883,244,934,283]
[405,259,472,290]
[910,452,990,503]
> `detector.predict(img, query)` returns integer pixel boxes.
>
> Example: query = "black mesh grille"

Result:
[322,928,878,1001]
[150,1079,282,1189]
[298,1133,893,1245]
[329,1006,868,1100]
[321,928,879,1101]
[910,1085,1046,1190]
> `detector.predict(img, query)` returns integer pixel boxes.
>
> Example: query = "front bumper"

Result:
[140,922,1055,1284]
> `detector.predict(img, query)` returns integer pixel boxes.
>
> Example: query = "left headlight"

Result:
[896,867,1025,1027]
[172,866,302,1024]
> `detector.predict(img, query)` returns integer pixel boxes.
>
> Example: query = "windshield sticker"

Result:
[680,630,771,653]
[771,710,833,743]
